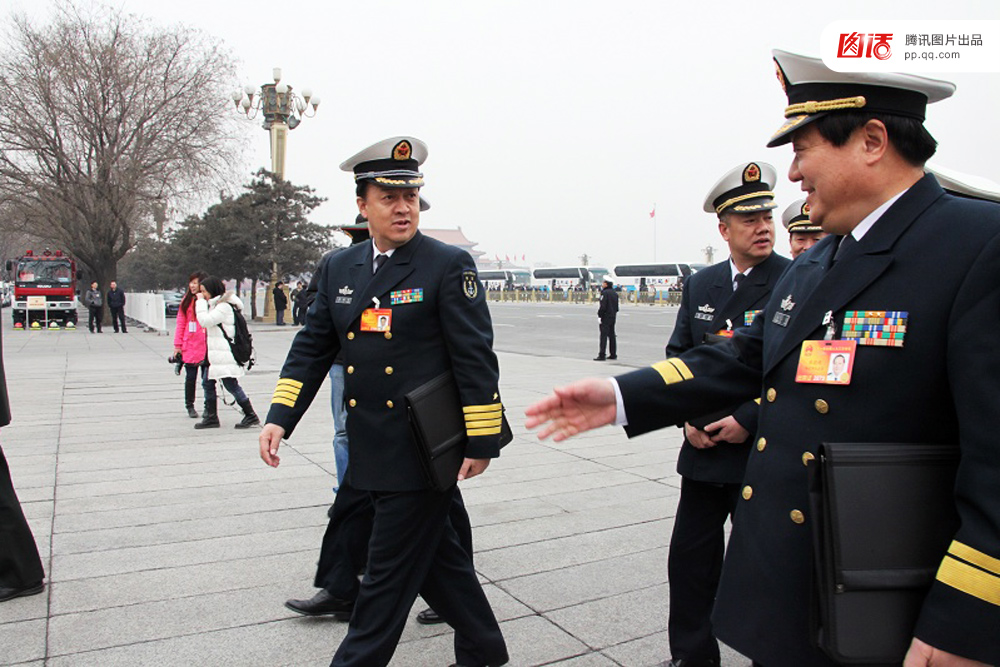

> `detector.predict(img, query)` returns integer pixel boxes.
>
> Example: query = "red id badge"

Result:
[795,340,857,385]
[360,308,392,332]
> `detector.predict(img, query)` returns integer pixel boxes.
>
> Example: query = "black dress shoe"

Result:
[284,589,353,619]
[608,355,618,360]
[416,607,444,624]
[0,581,44,603]
[593,356,606,361]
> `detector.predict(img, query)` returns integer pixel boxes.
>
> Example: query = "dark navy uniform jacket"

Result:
[266,231,503,492]
[597,286,618,320]
[666,252,790,484]
[616,175,1000,666]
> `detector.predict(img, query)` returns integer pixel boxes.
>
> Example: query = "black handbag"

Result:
[808,442,960,664]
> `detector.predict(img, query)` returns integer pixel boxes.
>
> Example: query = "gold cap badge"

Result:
[392,140,412,161]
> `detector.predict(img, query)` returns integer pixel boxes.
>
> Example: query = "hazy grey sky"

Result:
[14,0,1000,266]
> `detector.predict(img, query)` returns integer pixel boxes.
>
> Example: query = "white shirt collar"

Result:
[371,240,396,273]
[851,188,909,242]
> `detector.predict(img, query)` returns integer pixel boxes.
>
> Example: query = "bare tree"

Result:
[0,3,244,293]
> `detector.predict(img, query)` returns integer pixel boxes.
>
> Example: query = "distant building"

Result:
[421,227,485,262]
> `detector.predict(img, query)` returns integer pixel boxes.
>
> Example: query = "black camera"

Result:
[168,352,183,375]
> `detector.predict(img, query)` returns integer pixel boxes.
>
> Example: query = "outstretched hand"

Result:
[524,377,618,442]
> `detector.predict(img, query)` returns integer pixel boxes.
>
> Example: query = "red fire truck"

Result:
[6,249,79,329]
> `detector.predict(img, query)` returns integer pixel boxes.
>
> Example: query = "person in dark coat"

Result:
[594,279,619,361]
[526,51,1000,667]
[0,324,46,603]
[259,137,507,667]
[84,281,103,332]
[272,281,288,326]
[106,281,127,333]
[291,281,309,325]
[660,161,790,667]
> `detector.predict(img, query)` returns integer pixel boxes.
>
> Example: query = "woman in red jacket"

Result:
[173,271,209,418]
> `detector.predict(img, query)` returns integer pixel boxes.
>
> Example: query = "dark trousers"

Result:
[183,364,210,409]
[330,487,506,667]
[668,477,741,663]
[598,317,616,357]
[109,306,127,332]
[204,376,248,405]
[315,479,474,601]
[0,445,45,590]
[292,303,304,325]
[88,305,102,332]
[275,308,286,325]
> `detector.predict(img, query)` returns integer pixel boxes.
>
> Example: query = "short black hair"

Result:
[355,181,369,199]
[812,112,937,167]
[201,275,225,298]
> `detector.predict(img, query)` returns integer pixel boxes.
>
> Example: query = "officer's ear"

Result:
[718,214,732,242]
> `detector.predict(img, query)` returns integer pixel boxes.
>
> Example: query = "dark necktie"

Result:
[373,253,387,274]
[733,273,745,292]
[833,235,856,264]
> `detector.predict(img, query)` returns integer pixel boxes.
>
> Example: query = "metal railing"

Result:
[125,293,167,332]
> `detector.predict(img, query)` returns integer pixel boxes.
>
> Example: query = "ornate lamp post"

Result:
[232,68,320,321]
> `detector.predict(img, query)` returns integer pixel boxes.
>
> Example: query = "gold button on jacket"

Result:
[790,510,805,524]
[347,332,355,340]
[802,452,815,466]
[757,437,767,452]
[348,399,357,407]
[386,400,394,409]
[742,485,753,500]
[385,366,393,375]
[347,366,354,374]
[766,388,777,402]
[814,399,829,414]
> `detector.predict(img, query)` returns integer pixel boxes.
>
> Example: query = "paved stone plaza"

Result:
[0,312,749,666]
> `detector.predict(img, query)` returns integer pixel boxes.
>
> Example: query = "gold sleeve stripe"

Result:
[937,555,1000,606]
[275,387,301,397]
[272,390,298,402]
[651,358,694,386]
[949,541,1000,576]
[271,397,296,408]
[465,411,502,422]
[465,417,503,428]
[468,426,502,436]
[276,378,304,389]
[463,403,503,414]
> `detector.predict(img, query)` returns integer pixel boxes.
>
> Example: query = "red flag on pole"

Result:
[505,254,510,262]
[649,204,656,219]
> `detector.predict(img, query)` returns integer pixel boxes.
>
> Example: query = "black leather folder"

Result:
[808,442,960,664]
[405,372,512,491]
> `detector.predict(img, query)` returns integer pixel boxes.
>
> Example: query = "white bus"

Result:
[531,266,606,291]
[478,269,532,290]
[610,263,693,293]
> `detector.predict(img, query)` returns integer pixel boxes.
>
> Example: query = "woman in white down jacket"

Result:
[193,276,259,430]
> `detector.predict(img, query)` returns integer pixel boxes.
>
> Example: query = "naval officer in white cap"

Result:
[662,161,790,667]
[781,199,827,259]
[524,50,1000,667]
[260,136,508,667]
